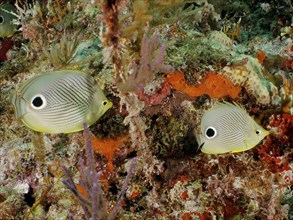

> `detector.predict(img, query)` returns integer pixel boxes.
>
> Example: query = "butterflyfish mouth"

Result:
[264,130,270,136]
[108,101,113,108]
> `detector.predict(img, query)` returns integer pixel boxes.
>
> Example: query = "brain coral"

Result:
[221,54,278,104]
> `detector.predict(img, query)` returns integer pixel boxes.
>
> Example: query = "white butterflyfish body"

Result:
[196,102,269,154]
[11,70,112,134]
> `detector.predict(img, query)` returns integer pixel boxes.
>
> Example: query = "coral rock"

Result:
[222,54,278,104]
[258,114,293,173]
[137,81,171,106]
[0,38,13,61]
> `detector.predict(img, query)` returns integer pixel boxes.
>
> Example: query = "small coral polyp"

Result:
[222,55,278,104]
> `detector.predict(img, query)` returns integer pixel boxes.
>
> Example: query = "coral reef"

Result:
[0,0,292,219]
[258,114,293,173]
[117,34,173,93]
[62,123,136,219]
[0,38,14,62]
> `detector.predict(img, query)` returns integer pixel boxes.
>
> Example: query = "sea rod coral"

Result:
[61,123,136,219]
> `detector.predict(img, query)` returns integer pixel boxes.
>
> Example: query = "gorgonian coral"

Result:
[117,34,173,93]
[61,123,136,220]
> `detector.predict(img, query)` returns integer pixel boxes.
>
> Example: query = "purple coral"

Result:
[118,34,174,93]
[61,123,136,220]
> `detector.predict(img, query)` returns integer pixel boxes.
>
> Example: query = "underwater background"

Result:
[0,0,292,219]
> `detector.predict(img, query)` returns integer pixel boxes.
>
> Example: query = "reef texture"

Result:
[0,0,292,220]
[221,54,279,104]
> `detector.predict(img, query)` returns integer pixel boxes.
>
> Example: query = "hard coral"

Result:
[166,71,241,99]
[222,54,278,104]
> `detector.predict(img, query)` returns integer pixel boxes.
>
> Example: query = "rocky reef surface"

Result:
[0,0,292,219]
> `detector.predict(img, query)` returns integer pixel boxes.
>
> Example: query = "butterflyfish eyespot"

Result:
[31,94,47,110]
[0,15,4,24]
[205,126,217,139]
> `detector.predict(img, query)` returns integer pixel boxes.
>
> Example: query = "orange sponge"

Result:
[165,71,241,99]
[91,135,128,172]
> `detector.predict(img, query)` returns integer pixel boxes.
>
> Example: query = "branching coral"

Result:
[99,0,124,78]
[15,1,46,52]
[117,34,173,94]
[121,0,219,41]
[121,93,147,148]
[137,80,171,106]
[61,123,136,220]
[37,0,67,31]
